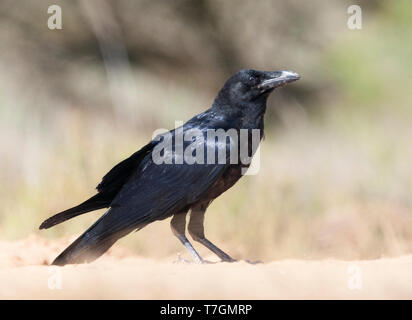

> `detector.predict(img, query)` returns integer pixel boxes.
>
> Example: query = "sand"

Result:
[0,235,411,299]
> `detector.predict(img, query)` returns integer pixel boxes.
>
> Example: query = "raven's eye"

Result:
[249,76,254,81]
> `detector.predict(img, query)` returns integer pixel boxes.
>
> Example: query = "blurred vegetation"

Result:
[0,0,412,261]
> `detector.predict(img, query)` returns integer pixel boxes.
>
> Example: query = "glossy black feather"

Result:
[42,69,300,265]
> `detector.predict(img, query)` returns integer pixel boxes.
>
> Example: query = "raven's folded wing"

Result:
[108,129,233,226]
[106,159,229,230]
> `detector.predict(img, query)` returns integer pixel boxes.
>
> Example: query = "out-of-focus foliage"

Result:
[0,0,353,124]
[0,0,411,261]
[326,1,412,114]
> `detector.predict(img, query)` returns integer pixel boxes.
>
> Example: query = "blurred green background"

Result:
[1,0,412,261]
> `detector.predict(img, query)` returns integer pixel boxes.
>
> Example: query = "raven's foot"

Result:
[173,253,204,264]
[244,259,263,265]
[221,256,237,263]
[172,253,221,264]
[173,253,194,264]
[219,257,263,264]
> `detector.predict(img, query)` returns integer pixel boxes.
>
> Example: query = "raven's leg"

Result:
[170,212,203,264]
[188,208,236,262]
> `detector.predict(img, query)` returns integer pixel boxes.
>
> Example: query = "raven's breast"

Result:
[198,165,243,203]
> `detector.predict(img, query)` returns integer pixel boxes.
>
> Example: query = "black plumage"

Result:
[40,69,300,265]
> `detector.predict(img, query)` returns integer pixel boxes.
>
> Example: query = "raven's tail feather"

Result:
[52,210,136,266]
[39,193,109,230]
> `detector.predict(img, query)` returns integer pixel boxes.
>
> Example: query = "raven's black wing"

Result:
[107,116,235,226]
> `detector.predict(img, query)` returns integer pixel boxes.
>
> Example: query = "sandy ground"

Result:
[1,235,411,299]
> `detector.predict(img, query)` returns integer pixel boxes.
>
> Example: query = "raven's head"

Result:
[214,69,300,106]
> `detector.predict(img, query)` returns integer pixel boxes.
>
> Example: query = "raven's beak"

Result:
[258,71,300,91]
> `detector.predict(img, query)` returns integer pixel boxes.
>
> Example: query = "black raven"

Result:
[40,69,300,265]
